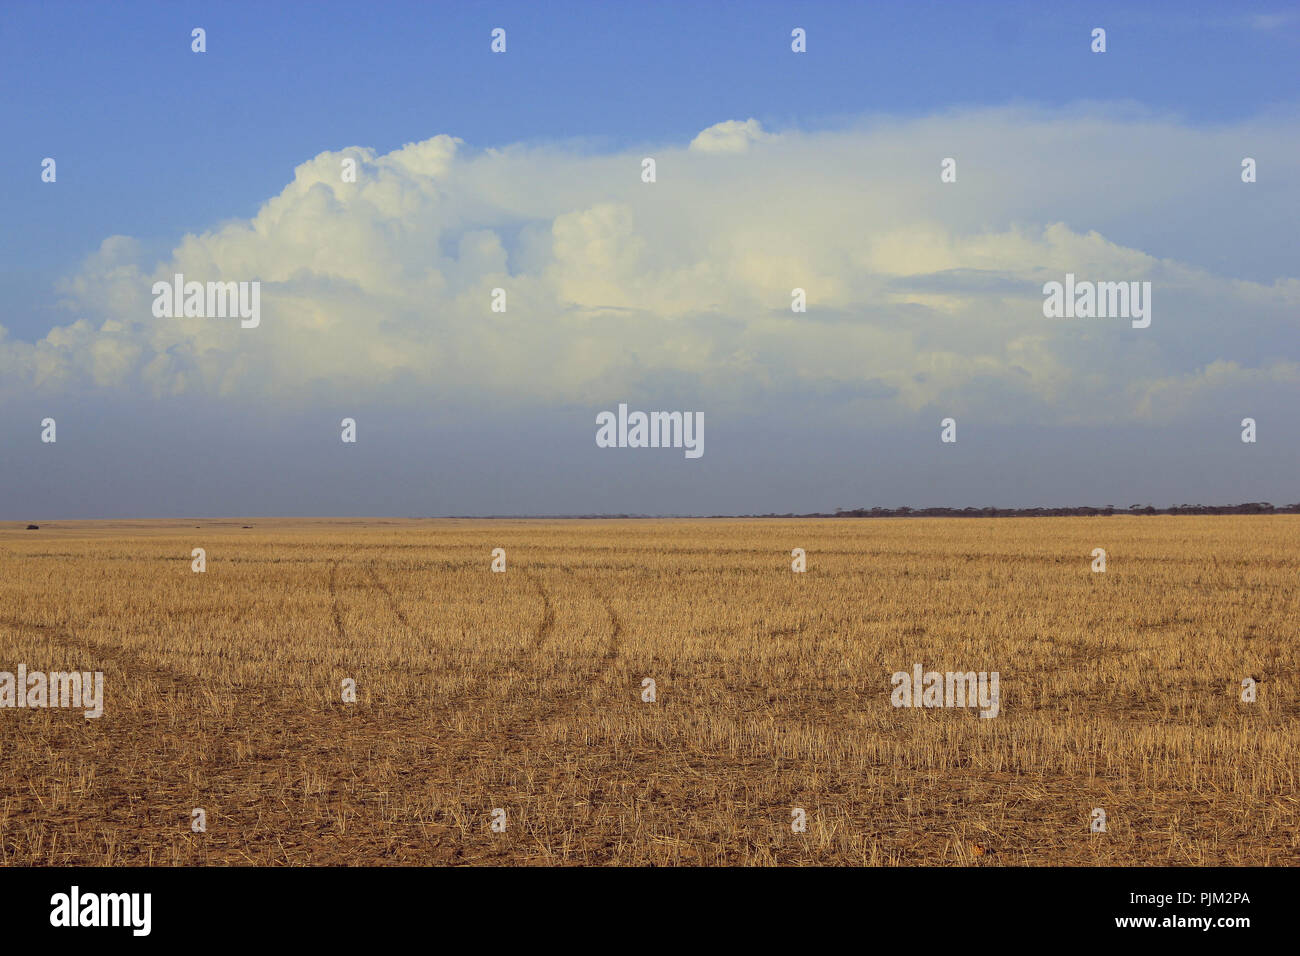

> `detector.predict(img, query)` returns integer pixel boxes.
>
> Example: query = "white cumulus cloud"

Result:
[2,106,1297,428]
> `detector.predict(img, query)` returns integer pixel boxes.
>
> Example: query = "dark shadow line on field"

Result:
[0,615,203,697]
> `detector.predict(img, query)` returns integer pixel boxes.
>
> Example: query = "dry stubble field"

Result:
[0,516,1296,866]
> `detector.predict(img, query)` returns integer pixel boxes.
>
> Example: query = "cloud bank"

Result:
[5,106,1298,430]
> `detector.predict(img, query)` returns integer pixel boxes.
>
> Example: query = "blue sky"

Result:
[1,1,1298,516]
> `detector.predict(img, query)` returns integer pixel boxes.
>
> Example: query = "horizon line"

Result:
[10,502,1299,524]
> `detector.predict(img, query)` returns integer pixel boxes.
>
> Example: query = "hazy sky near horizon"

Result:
[2,0,1298,518]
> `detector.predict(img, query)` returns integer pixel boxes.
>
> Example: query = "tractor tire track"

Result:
[364,563,411,628]
[455,564,557,689]
[559,566,623,667]
[521,567,556,651]
[407,564,575,764]
[328,561,346,641]
[342,563,615,773]
[485,566,625,747]
[355,560,558,710]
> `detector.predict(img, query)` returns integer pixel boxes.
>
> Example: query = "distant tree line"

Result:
[738,502,1300,518]
[434,502,1300,519]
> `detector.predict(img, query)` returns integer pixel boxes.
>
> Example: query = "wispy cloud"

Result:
[1249,12,1299,30]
